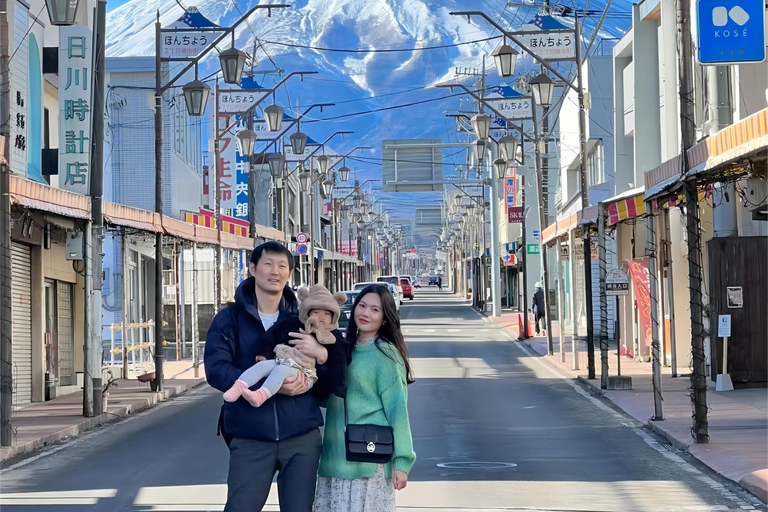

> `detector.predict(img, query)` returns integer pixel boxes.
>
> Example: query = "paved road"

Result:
[1,291,764,511]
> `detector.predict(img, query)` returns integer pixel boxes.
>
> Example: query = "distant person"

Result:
[533,282,545,335]
[314,284,416,511]
[437,276,443,291]
[205,242,341,512]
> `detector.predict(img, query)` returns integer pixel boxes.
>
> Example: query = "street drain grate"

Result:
[436,462,517,469]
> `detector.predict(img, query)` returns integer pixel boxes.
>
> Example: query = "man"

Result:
[205,241,331,512]
[437,276,443,291]
[532,282,545,335]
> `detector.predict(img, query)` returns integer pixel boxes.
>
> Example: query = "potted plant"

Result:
[102,368,119,411]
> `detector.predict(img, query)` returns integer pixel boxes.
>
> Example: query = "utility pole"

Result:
[678,0,707,442]
[89,0,107,415]
[0,0,13,445]
[520,184,529,339]
[597,207,609,389]
[153,15,165,392]
[212,82,222,315]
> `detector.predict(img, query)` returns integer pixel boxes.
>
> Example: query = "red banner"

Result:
[507,207,524,223]
[627,258,652,347]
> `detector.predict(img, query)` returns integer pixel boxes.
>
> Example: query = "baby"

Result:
[223,285,347,407]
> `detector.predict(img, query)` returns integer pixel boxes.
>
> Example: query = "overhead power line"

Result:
[260,36,503,53]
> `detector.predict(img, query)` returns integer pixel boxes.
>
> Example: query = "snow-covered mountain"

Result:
[106,0,632,226]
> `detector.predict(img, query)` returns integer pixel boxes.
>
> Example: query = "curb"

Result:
[574,375,767,504]
[0,380,207,465]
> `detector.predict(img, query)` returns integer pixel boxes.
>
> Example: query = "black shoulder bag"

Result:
[343,338,394,463]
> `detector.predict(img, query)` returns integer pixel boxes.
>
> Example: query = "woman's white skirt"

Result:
[314,464,395,512]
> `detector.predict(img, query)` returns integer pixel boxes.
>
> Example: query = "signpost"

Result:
[696,0,767,64]
[606,268,630,376]
[296,232,308,244]
[527,244,540,255]
[297,243,308,255]
[716,314,734,391]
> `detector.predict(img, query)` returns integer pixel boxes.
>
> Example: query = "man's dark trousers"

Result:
[225,429,322,512]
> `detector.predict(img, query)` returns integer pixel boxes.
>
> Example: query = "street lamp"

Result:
[492,42,518,78]
[498,134,520,163]
[322,178,335,197]
[493,158,507,179]
[357,220,365,230]
[267,153,285,179]
[290,130,308,155]
[235,129,257,157]
[219,47,247,85]
[316,155,331,175]
[529,73,555,108]
[263,104,284,132]
[299,167,312,192]
[471,113,491,141]
[338,164,351,182]
[182,78,210,116]
[474,139,486,163]
[45,0,80,25]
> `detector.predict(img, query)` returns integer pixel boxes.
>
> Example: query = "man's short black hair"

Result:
[250,241,295,271]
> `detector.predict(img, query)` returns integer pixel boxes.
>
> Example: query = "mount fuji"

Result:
[106,0,632,224]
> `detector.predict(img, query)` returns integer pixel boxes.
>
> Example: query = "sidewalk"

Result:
[1,360,207,464]
[490,309,768,503]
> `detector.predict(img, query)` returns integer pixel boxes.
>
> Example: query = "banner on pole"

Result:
[627,258,652,347]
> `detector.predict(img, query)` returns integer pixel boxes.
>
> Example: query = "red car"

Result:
[399,276,413,300]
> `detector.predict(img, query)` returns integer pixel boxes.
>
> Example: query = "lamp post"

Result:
[154,5,288,392]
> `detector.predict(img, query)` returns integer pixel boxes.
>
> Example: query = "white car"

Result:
[353,282,400,312]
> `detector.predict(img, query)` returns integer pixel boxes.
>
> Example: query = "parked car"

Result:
[377,276,404,305]
[399,276,414,299]
[338,291,359,333]
[354,282,400,311]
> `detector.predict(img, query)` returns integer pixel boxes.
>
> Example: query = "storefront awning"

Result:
[10,176,90,219]
[645,108,768,199]
[604,187,646,226]
[104,203,162,232]
[542,205,600,245]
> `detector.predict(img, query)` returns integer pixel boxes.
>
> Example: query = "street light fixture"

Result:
[493,158,507,179]
[182,77,211,116]
[474,139,486,163]
[529,73,555,108]
[235,129,257,157]
[316,155,331,175]
[338,164,351,182]
[45,0,80,25]
[357,220,365,230]
[290,130,308,155]
[219,47,248,85]
[267,153,285,178]
[491,42,518,78]
[471,113,491,141]
[498,134,520,163]
[322,178,334,197]
[263,104,284,132]
[299,167,312,192]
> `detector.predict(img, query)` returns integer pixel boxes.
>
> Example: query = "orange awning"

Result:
[10,176,90,219]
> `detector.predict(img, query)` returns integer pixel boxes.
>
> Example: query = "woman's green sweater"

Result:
[318,340,416,479]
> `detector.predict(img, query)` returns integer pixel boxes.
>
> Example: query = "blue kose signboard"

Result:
[696,0,767,64]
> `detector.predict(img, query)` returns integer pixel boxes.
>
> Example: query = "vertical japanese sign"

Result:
[505,166,523,223]
[217,115,249,221]
[627,258,652,347]
[59,24,94,195]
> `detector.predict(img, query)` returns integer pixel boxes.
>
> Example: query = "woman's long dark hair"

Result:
[345,284,415,384]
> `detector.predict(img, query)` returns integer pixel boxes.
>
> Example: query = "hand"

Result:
[393,470,408,490]
[255,355,267,363]
[288,330,328,364]
[277,371,309,396]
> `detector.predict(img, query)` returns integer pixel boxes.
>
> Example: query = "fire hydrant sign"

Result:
[696,0,767,64]
[606,268,630,296]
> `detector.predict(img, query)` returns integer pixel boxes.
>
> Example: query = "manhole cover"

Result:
[436,462,517,469]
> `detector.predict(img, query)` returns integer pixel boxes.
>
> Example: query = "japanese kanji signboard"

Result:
[485,96,533,120]
[217,115,249,221]
[59,24,94,196]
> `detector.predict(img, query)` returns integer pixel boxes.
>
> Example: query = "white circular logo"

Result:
[366,442,376,453]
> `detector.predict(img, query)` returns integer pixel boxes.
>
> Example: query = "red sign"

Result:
[628,258,652,347]
[507,207,524,223]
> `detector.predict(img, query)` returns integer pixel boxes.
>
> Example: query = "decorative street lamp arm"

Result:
[327,146,373,172]
[217,71,318,139]
[337,179,379,203]
[160,4,291,95]
[256,103,336,155]
[283,130,355,180]
[449,10,579,93]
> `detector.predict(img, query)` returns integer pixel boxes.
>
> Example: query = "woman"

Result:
[314,284,416,511]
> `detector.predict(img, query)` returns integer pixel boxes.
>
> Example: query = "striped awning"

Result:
[606,191,645,226]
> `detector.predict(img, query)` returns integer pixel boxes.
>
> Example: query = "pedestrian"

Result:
[314,284,416,512]
[533,282,545,335]
[205,241,338,512]
[437,276,443,291]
